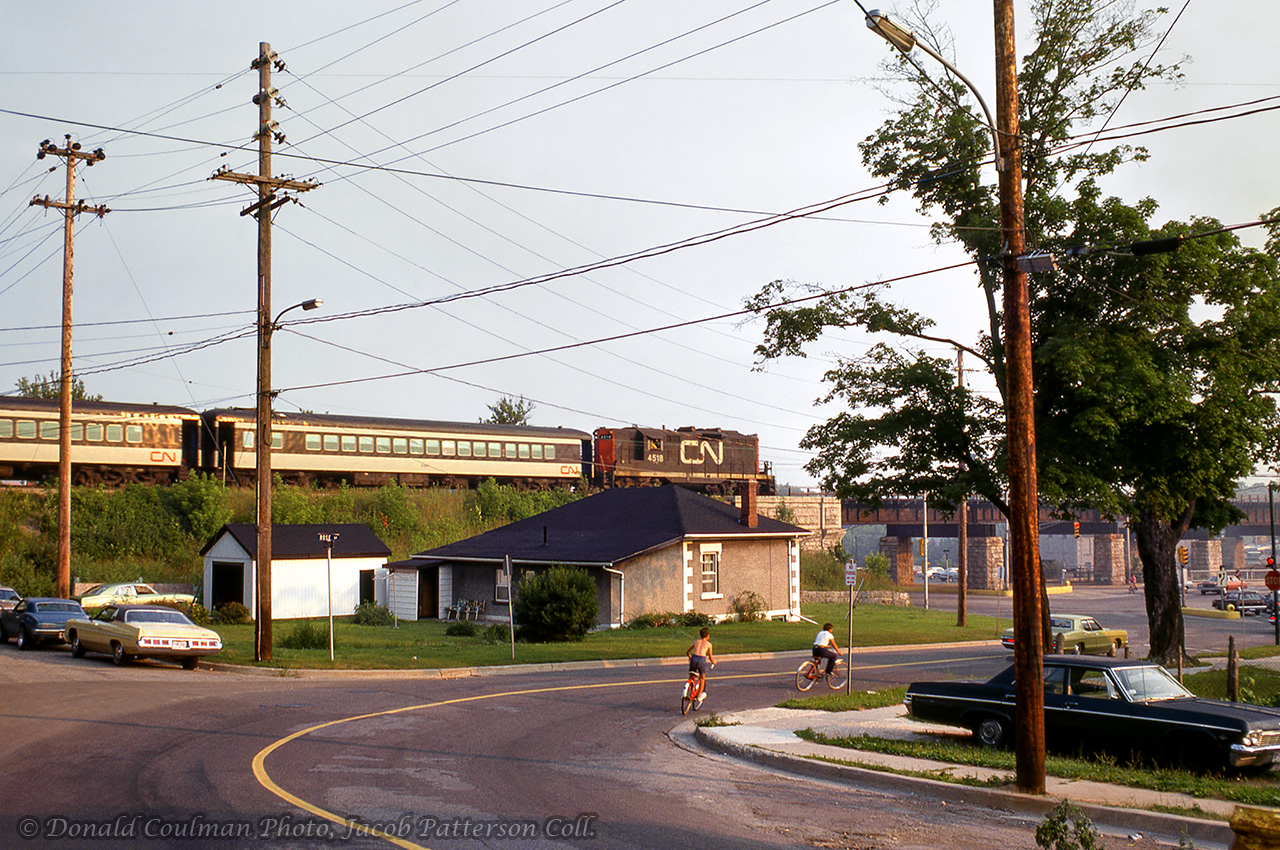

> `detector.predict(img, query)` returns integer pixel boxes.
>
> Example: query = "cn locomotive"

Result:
[0,395,774,494]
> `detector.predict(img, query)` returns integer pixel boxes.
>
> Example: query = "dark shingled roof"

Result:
[201,523,391,560]
[406,485,804,567]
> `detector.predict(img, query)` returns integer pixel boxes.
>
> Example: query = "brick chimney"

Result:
[739,481,758,528]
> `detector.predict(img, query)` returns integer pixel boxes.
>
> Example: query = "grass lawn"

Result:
[210,603,1010,669]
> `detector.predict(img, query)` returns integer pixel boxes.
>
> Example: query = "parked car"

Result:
[0,585,21,613]
[0,598,87,649]
[904,656,1280,770]
[66,604,221,668]
[1001,614,1127,657]
[75,582,194,611]
[1213,590,1268,616]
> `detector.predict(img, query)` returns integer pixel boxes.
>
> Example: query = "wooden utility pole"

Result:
[993,0,1045,794]
[956,348,968,628]
[29,136,108,600]
[212,43,318,661]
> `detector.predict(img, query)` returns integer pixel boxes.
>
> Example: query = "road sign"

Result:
[1265,570,1280,592]
[845,561,857,586]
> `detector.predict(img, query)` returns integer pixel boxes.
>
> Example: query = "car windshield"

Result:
[32,601,81,613]
[1112,665,1194,701]
[124,610,191,625]
[82,585,105,596]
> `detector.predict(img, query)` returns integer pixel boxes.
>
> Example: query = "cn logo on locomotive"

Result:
[679,440,723,465]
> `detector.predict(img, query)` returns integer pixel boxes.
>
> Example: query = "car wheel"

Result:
[111,642,130,666]
[70,633,86,658]
[975,716,1009,748]
[1107,639,1121,657]
[181,657,199,671]
[16,626,33,650]
[1169,733,1221,773]
[1073,643,1085,655]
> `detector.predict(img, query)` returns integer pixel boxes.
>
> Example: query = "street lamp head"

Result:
[866,10,917,53]
[302,298,322,311]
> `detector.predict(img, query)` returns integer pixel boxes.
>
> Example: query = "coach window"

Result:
[470,441,484,458]
[126,425,143,444]
[518,443,530,460]
[544,444,556,460]
[409,439,424,456]
[106,423,123,443]
[39,421,59,440]
[392,438,407,454]
[305,434,322,451]
[441,440,456,457]
[457,440,471,457]
[0,419,12,438]
[504,442,517,459]
[69,423,83,441]
[425,439,440,456]
[489,442,502,459]
[531,444,543,460]
[242,430,254,449]
[341,435,356,452]
[323,434,339,451]
[271,433,283,450]
[375,437,391,454]
[358,436,374,453]
[16,421,36,439]
[84,423,102,441]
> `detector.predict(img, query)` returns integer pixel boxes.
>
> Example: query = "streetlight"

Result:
[318,532,339,662]
[866,4,1044,794]
[865,11,1004,171]
[254,297,323,663]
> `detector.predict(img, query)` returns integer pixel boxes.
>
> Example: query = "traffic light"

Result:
[1073,521,1080,539]
[1269,557,1276,569]
[918,539,925,557]
[1177,546,1188,566]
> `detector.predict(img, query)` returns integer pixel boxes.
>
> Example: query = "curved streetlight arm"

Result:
[264,298,322,350]
[865,11,1005,172]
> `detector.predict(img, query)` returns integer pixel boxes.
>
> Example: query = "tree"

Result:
[512,565,599,642]
[482,395,534,425]
[15,371,102,402]
[748,0,1280,664]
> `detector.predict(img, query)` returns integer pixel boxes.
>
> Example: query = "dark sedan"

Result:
[1213,590,1268,615]
[0,598,87,650]
[905,656,1280,771]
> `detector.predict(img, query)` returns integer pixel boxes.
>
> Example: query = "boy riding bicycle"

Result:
[812,622,842,675]
[686,627,716,707]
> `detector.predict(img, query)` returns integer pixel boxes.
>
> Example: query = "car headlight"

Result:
[1241,731,1263,748]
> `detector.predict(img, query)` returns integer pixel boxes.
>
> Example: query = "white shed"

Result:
[201,523,391,620]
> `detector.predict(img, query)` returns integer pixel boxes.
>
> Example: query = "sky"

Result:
[1,0,1277,489]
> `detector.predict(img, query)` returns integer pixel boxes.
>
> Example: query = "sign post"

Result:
[845,562,858,695]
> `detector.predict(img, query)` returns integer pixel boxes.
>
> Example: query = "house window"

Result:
[701,552,720,597]
[495,568,510,603]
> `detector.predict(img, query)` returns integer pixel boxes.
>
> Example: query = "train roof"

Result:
[201,408,591,440]
[0,396,200,419]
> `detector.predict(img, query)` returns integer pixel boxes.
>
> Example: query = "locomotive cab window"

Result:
[107,424,123,443]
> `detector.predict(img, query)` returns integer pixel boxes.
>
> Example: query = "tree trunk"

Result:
[1131,505,1193,666]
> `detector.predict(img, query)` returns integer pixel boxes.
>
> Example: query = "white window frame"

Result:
[700,547,722,599]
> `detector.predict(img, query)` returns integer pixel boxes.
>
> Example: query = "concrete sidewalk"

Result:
[689,703,1251,850]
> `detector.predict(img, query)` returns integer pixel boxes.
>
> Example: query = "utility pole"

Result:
[957,348,968,628]
[212,43,318,661]
[29,136,108,600]
[994,0,1045,794]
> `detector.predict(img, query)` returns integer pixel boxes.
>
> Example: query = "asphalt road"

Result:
[2,590,1262,850]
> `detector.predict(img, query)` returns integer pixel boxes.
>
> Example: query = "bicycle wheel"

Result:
[795,660,818,691]
[680,677,696,715]
[826,660,848,690]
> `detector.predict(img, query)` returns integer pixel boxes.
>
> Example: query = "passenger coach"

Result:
[0,396,200,485]
[202,408,590,489]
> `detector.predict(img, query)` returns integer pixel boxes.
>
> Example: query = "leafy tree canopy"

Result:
[482,395,534,425]
[15,371,102,402]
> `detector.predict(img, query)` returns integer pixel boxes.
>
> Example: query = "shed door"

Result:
[210,561,244,608]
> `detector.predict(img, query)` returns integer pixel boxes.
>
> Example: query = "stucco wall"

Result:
[682,537,796,620]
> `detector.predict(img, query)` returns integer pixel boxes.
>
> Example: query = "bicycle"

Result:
[680,670,707,715]
[795,655,848,691]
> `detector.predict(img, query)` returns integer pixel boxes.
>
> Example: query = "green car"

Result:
[1001,614,1127,656]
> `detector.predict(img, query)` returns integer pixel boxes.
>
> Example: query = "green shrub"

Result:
[627,612,674,629]
[513,565,599,642]
[1035,801,1105,850]
[185,603,211,625]
[351,601,395,626]
[445,620,479,637]
[212,601,253,625]
[279,619,329,650]
[481,623,511,644]
[729,590,766,622]
[678,611,714,628]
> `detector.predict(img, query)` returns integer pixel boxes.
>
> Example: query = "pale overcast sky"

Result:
[2,1,1277,487]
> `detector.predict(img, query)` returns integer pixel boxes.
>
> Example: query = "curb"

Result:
[690,722,1235,848]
